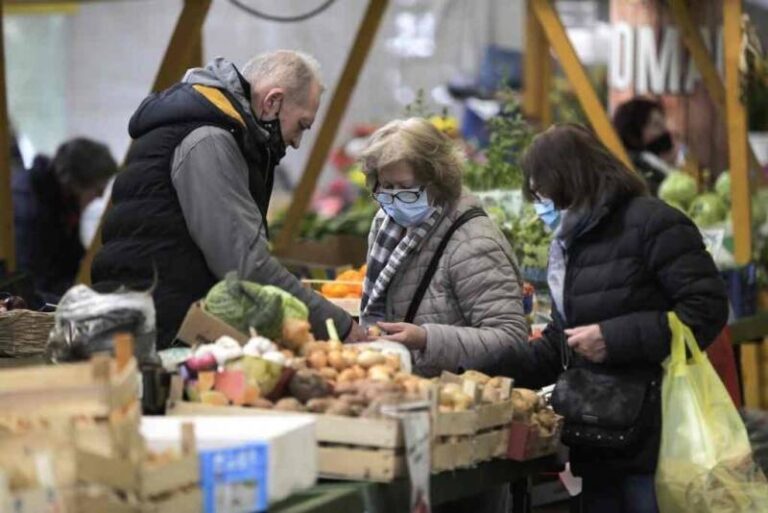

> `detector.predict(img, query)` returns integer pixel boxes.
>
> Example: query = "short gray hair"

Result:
[242,50,324,105]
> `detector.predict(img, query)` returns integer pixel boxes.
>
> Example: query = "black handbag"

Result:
[550,323,660,450]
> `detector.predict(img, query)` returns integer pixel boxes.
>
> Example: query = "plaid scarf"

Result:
[360,206,443,326]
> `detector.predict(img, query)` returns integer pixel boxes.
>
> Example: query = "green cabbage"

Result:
[688,193,728,227]
[261,285,309,321]
[659,171,698,209]
[204,272,284,340]
[715,172,731,204]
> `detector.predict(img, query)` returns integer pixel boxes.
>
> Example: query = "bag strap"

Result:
[404,207,487,324]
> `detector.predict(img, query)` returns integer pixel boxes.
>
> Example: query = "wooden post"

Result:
[0,1,14,274]
[668,0,763,179]
[723,0,752,265]
[273,0,389,254]
[77,0,211,285]
[523,0,551,127]
[531,0,632,169]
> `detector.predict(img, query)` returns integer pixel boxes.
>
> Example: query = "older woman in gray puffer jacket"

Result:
[358,117,529,378]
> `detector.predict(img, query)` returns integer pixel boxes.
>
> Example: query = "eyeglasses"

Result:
[372,186,425,205]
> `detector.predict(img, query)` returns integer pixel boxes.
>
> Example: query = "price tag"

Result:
[383,400,432,513]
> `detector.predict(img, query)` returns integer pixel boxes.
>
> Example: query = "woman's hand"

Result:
[376,322,427,351]
[564,324,607,363]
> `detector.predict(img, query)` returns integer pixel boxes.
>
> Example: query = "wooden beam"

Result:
[273,0,389,254]
[0,1,14,274]
[724,0,752,265]
[523,0,551,127]
[668,0,763,180]
[76,0,211,285]
[530,0,632,169]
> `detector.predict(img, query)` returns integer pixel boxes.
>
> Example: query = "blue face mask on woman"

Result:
[534,198,561,231]
[377,187,435,227]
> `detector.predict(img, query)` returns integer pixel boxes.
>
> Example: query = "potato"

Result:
[368,367,393,382]
[439,383,463,406]
[350,365,367,380]
[337,394,368,407]
[306,398,335,413]
[341,348,358,367]
[328,340,343,352]
[438,405,453,414]
[337,368,358,384]
[452,392,473,411]
[288,369,332,403]
[384,354,401,371]
[327,350,346,371]
[537,408,558,430]
[461,370,491,385]
[274,398,305,412]
[326,400,354,417]
[308,351,328,370]
[301,341,328,356]
[250,398,274,410]
[368,325,382,338]
[512,388,540,413]
[319,367,339,381]
[486,377,504,388]
[357,350,386,369]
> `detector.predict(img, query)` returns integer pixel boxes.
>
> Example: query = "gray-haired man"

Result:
[93,52,363,348]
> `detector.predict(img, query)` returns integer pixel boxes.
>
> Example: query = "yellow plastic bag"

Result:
[656,313,768,512]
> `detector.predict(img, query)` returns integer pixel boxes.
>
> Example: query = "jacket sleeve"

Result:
[600,204,729,365]
[416,235,530,375]
[171,126,352,339]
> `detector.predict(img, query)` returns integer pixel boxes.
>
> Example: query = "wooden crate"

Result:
[169,401,406,482]
[77,486,202,513]
[474,427,510,463]
[0,350,139,418]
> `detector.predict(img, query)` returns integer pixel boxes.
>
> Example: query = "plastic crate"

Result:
[200,443,269,513]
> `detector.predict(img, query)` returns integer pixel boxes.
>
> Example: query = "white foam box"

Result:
[140,414,317,505]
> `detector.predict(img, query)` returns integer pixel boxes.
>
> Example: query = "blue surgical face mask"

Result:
[381,188,435,227]
[534,198,561,231]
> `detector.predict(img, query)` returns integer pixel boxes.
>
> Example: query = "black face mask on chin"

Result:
[256,109,287,163]
[645,131,673,156]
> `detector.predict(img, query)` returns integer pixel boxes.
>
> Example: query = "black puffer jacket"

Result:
[494,194,728,477]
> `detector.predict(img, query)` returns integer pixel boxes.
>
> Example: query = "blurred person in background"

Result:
[613,97,677,196]
[12,137,117,303]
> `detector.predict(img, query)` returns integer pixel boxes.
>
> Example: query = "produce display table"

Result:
[269,457,560,513]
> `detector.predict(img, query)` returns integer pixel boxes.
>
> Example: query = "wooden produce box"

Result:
[77,486,202,513]
[77,422,199,502]
[505,416,564,461]
[168,401,406,483]
[0,352,139,418]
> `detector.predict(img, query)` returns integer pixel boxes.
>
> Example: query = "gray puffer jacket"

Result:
[368,192,529,377]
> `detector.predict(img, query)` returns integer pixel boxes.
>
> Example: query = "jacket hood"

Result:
[128,58,262,140]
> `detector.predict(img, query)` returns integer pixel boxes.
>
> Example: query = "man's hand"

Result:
[344,320,368,343]
[377,322,427,351]
[564,324,607,363]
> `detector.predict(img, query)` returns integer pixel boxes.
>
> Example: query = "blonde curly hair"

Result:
[359,117,464,206]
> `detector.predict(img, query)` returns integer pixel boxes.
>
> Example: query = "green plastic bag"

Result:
[656,313,768,512]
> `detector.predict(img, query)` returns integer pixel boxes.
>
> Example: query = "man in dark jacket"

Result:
[13,138,116,303]
[92,52,363,349]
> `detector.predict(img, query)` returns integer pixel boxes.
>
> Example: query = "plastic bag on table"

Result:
[46,284,158,365]
[655,313,768,512]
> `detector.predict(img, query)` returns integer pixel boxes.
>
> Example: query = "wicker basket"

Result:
[0,310,54,357]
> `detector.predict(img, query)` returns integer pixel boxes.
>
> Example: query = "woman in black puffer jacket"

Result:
[495,124,728,513]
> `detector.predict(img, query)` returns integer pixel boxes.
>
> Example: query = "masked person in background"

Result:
[12,137,117,304]
[93,51,366,349]
[613,97,677,196]
[360,117,529,513]
[491,124,728,513]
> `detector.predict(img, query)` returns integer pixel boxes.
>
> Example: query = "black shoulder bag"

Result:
[404,207,487,323]
[550,323,660,449]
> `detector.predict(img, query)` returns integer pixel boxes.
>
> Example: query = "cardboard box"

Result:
[176,301,248,347]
